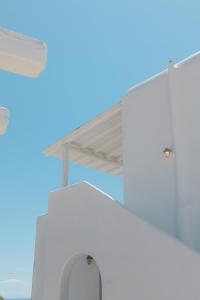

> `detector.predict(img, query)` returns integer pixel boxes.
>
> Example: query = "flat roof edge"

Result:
[44,101,122,157]
[125,50,200,98]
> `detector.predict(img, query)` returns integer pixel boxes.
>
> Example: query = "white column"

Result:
[61,143,69,187]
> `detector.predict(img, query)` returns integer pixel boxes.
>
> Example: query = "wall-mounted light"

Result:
[86,255,93,265]
[163,148,173,159]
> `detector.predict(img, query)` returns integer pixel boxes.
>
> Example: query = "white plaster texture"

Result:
[124,52,200,251]
[32,183,200,300]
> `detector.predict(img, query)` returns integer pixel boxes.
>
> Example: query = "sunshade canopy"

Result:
[0,28,47,77]
[44,102,123,176]
[0,107,9,135]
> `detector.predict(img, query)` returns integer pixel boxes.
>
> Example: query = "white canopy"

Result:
[0,28,47,77]
[44,102,123,176]
[0,107,9,135]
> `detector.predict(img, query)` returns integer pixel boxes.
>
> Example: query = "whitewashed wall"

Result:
[31,215,48,300]
[67,254,101,300]
[123,52,200,251]
[170,53,200,250]
[32,183,200,300]
[123,71,178,237]
[32,52,200,300]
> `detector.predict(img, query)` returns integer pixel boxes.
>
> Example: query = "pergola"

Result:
[44,102,123,186]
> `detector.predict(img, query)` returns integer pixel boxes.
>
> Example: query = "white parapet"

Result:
[0,28,47,77]
[0,107,9,135]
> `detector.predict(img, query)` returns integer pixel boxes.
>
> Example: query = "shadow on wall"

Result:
[60,254,102,300]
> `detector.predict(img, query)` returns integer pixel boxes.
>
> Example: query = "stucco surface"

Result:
[123,71,178,237]
[123,52,200,251]
[32,182,200,300]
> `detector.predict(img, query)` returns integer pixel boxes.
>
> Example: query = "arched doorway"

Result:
[60,254,102,300]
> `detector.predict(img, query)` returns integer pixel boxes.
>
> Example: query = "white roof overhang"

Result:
[44,102,123,176]
[0,28,47,77]
[0,107,9,135]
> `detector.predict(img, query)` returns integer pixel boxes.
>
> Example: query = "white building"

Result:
[32,51,200,300]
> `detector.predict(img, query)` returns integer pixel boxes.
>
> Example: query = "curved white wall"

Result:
[60,254,101,300]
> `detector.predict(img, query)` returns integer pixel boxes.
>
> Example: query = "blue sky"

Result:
[0,0,200,298]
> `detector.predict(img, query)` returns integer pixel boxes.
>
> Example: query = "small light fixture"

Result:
[163,148,173,159]
[86,255,93,265]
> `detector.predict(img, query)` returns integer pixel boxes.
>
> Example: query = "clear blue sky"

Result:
[0,0,200,297]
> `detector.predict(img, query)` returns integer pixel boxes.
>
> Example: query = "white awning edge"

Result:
[44,102,123,176]
[0,107,9,135]
[0,28,47,77]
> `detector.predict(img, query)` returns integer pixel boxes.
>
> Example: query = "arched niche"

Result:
[60,254,102,300]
